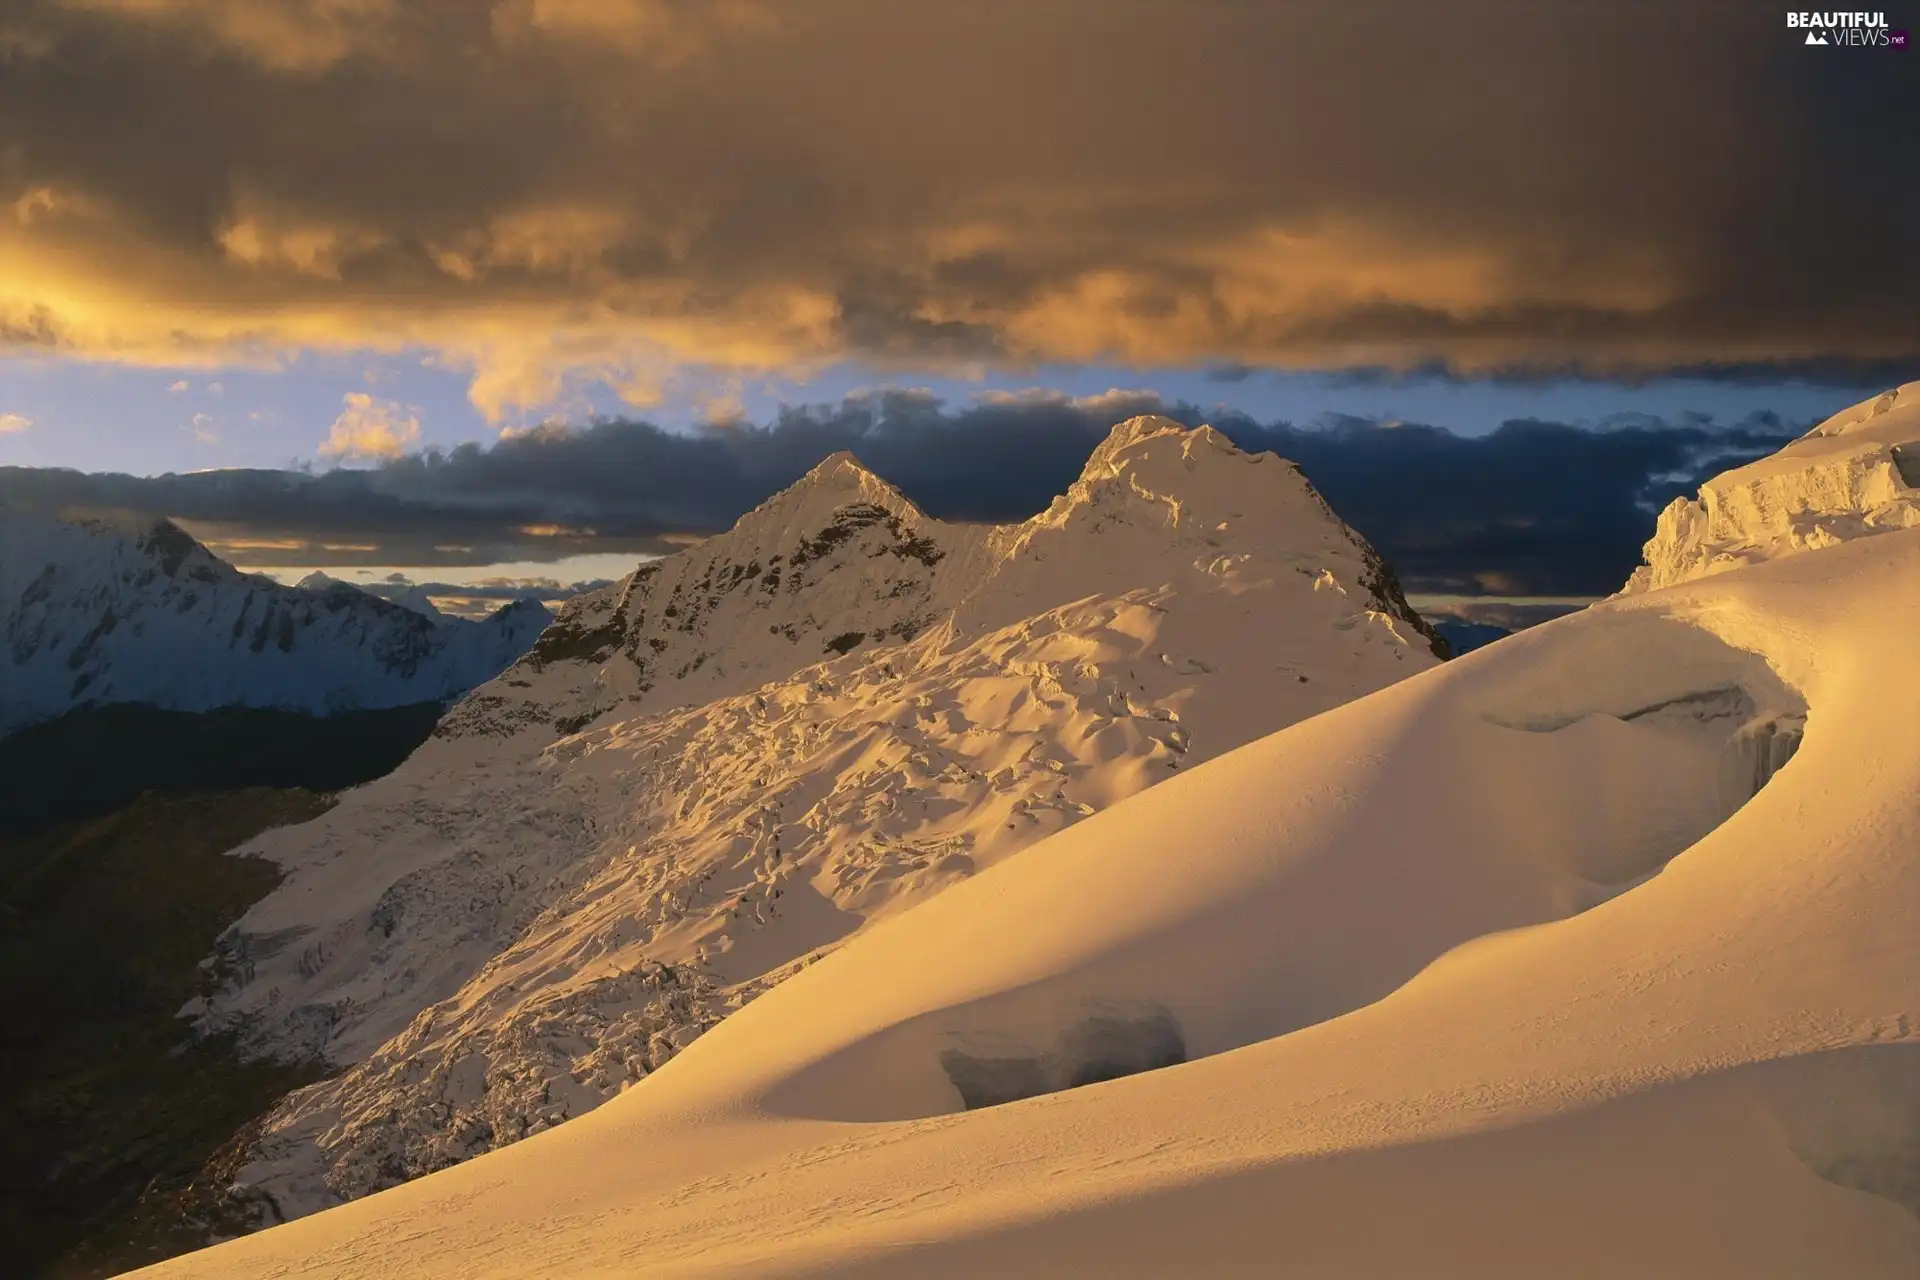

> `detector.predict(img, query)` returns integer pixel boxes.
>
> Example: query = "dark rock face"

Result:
[137,519,207,578]
[1357,550,1449,660]
[1891,442,1920,488]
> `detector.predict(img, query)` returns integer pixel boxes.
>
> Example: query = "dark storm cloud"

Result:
[1327,358,1920,391]
[0,1,1914,415]
[0,391,1802,595]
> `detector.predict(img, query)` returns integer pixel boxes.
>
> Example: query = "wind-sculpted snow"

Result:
[1625,380,1920,593]
[939,1000,1188,1110]
[144,410,1920,1279]
[0,510,551,735]
[186,418,1444,1223]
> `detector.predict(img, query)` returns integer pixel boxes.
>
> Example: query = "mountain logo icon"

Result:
[1805,29,1829,45]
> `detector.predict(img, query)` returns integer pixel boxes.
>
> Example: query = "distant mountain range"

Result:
[0,510,551,740]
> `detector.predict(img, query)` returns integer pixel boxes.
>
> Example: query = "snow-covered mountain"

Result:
[303,571,456,623]
[142,394,1920,1280]
[0,510,552,737]
[1624,380,1920,593]
[180,417,1444,1221]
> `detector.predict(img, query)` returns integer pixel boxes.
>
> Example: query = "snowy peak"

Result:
[394,585,447,621]
[1623,382,1920,594]
[477,462,963,736]
[134,516,226,580]
[995,416,1442,652]
[1075,415,1241,482]
[1029,416,1245,535]
[295,569,370,603]
[725,449,934,551]
[482,596,553,639]
[800,449,924,507]
[1034,415,1357,556]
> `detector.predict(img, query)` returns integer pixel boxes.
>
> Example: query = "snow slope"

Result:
[142,406,1920,1279]
[0,510,552,736]
[1625,380,1920,593]
[181,418,1445,1220]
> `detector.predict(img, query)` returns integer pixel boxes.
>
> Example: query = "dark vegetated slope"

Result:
[0,702,445,836]
[0,790,334,1278]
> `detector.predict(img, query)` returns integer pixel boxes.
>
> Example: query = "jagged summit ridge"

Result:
[1079,415,1243,477]
[1622,382,1920,594]
[451,418,1440,739]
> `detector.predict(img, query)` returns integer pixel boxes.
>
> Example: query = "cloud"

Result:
[0,4,1912,415]
[0,412,30,434]
[183,410,217,443]
[317,392,420,461]
[0,390,1802,594]
[1326,357,1920,391]
[167,378,189,392]
[53,0,401,73]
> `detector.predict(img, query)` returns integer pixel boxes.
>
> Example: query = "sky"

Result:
[1,1,1916,604]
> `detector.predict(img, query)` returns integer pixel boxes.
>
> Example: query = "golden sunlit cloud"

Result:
[0,412,32,434]
[0,2,1913,415]
[517,524,597,538]
[488,0,774,60]
[317,392,421,461]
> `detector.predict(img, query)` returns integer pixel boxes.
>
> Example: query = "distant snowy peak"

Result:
[445,417,1440,740]
[0,509,553,736]
[394,586,447,622]
[1623,381,1920,594]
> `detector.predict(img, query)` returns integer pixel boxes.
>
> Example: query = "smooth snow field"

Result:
[136,488,1920,1273]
